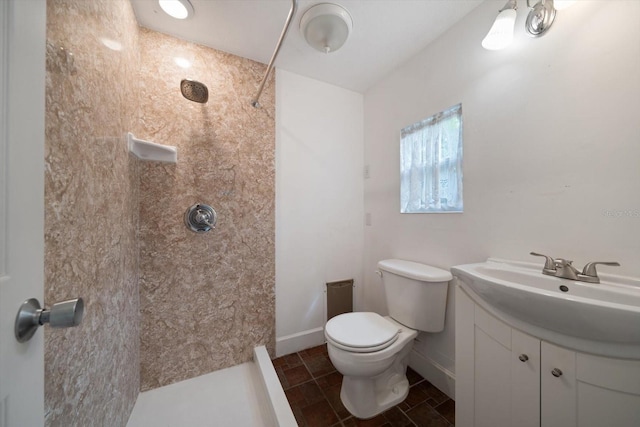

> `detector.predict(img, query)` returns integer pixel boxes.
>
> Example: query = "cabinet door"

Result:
[457,286,515,427]
[541,342,577,427]
[511,329,541,427]
[474,322,513,427]
[474,311,540,427]
[455,286,475,427]
[576,353,640,427]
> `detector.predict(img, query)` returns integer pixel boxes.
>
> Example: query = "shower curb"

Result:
[253,346,298,427]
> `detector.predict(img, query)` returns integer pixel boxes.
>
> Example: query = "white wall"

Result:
[275,69,364,356]
[363,0,640,391]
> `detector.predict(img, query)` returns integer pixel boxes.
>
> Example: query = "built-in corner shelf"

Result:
[127,132,177,163]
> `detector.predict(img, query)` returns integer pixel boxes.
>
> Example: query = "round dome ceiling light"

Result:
[158,0,194,20]
[300,3,353,54]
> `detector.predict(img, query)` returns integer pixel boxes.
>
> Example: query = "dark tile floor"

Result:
[273,344,455,427]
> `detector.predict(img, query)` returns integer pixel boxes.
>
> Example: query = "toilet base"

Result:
[338,346,412,419]
[340,374,409,419]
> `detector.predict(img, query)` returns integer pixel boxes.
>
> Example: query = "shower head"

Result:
[180,79,208,103]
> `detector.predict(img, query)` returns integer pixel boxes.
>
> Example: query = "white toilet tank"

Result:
[378,259,452,332]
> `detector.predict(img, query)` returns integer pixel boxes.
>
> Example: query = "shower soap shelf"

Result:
[127,132,177,163]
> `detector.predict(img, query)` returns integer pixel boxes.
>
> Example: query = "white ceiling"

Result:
[130,0,484,93]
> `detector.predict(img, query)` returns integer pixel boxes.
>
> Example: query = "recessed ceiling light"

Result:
[158,0,194,20]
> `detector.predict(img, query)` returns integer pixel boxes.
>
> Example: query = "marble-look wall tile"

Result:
[137,29,276,391]
[45,0,140,426]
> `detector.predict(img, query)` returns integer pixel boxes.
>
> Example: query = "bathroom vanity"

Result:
[453,259,640,427]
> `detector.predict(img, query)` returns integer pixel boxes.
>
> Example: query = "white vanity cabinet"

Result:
[456,285,640,427]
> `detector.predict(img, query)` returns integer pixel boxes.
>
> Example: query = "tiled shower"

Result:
[44,0,275,424]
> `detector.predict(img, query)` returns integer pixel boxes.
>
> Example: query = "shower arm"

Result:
[251,0,298,108]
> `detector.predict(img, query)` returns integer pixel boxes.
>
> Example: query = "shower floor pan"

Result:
[126,346,296,427]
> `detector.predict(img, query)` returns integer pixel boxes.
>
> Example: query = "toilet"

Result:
[324,259,452,419]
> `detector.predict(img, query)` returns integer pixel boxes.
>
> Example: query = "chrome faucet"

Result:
[553,258,579,280]
[530,252,620,284]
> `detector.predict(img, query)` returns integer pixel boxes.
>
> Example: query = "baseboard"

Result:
[409,349,456,400]
[275,327,325,357]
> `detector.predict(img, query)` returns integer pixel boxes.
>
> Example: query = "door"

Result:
[472,303,540,427]
[0,1,46,426]
[575,353,640,427]
[541,341,576,427]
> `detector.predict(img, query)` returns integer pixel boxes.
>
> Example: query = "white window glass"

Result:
[400,104,463,213]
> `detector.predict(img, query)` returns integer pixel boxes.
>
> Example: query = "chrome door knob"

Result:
[15,297,84,343]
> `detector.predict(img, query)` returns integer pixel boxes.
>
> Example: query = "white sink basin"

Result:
[452,259,640,345]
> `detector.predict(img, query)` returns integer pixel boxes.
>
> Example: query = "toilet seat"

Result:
[325,312,400,353]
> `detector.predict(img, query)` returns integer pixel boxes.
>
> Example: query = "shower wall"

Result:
[45,0,140,426]
[45,0,275,421]
[137,29,276,391]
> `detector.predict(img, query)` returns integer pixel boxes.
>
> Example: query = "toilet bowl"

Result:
[325,313,417,418]
[325,259,452,419]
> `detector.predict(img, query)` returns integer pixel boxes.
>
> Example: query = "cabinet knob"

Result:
[518,354,529,362]
[551,368,563,377]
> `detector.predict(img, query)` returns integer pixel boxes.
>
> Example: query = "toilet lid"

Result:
[325,312,399,350]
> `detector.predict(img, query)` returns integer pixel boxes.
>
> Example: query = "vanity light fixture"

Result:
[525,0,556,37]
[300,3,353,53]
[481,0,517,51]
[158,0,194,20]
[483,0,569,51]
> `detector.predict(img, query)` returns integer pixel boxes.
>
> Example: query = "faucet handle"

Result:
[581,261,620,278]
[530,252,556,275]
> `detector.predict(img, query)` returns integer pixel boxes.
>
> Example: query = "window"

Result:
[400,104,463,213]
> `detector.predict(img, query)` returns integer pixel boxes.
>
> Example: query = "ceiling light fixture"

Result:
[300,3,353,54]
[158,0,194,20]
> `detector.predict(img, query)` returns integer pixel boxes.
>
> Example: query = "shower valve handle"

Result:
[195,209,214,227]
[185,204,217,233]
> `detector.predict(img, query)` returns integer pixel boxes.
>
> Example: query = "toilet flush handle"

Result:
[375,270,383,278]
